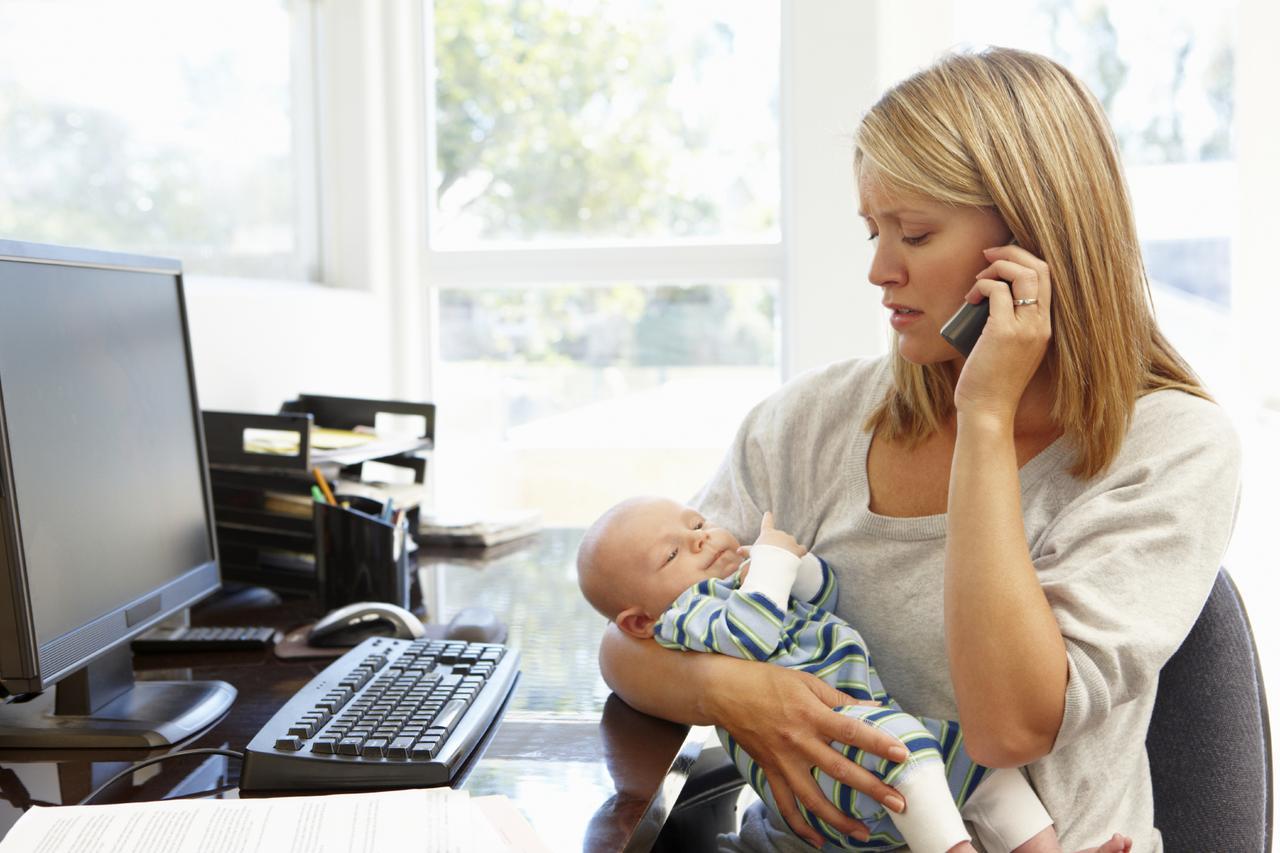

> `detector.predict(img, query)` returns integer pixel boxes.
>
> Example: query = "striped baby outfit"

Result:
[654,548,990,851]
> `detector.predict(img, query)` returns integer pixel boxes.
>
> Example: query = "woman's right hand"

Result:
[704,656,909,847]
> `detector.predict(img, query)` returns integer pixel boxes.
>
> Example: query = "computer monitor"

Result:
[0,239,234,748]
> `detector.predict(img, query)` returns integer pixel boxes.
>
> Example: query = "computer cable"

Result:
[76,747,244,806]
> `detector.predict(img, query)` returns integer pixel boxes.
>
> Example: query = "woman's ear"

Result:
[615,607,657,640]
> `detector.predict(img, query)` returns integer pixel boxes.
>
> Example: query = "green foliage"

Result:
[433,1,778,367]
[1036,0,1234,165]
[0,91,297,278]
[434,0,730,240]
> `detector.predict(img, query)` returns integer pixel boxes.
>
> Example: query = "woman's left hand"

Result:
[953,244,1053,424]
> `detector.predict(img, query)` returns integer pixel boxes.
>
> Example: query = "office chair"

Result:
[1146,568,1273,852]
[656,568,1274,853]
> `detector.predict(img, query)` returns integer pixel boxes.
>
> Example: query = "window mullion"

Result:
[426,243,784,288]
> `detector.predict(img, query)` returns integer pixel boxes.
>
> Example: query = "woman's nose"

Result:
[867,241,904,288]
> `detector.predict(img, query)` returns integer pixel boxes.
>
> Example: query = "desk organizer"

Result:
[202,394,434,600]
[314,494,411,611]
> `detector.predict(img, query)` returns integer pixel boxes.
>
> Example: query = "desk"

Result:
[0,529,705,852]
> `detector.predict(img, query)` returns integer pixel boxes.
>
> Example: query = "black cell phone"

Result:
[940,238,1017,356]
[940,299,989,357]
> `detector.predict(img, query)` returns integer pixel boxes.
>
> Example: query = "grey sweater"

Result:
[693,356,1241,853]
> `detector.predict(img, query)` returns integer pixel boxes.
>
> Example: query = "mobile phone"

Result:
[940,237,1017,357]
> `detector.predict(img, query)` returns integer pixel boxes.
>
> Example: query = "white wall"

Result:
[781,0,958,377]
[181,0,426,417]
[184,277,393,413]
[780,1,884,376]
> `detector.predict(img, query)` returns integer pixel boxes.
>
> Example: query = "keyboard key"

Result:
[436,698,470,731]
[362,739,387,759]
[311,738,338,755]
[338,737,364,756]
[387,736,415,760]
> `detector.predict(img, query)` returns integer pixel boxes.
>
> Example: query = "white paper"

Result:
[472,796,552,853]
[0,788,472,853]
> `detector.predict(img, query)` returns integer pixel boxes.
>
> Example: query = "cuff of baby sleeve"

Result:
[739,544,799,610]
[789,553,824,603]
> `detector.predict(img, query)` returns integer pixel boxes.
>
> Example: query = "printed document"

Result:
[0,788,471,853]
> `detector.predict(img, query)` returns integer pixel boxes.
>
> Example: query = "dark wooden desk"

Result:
[0,529,704,852]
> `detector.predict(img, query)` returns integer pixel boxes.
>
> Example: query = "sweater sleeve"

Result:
[1032,392,1242,749]
[690,359,883,551]
[688,399,772,546]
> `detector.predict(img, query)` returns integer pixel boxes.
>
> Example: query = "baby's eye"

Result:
[693,520,704,530]
[664,549,678,564]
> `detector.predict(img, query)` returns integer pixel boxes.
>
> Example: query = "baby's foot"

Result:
[1074,833,1132,853]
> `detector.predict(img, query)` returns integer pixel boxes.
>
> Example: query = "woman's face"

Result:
[857,171,1012,365]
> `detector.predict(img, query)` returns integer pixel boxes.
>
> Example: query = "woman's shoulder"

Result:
[754,355,891,422]
[1127,387,1240,462]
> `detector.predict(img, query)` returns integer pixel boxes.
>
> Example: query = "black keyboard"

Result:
[132,625,277,652]
[239,635,519,792]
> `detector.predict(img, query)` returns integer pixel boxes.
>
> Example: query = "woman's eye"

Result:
[902,234,929,246]
[866,232,879,242]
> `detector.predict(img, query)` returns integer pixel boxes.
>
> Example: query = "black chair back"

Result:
[1146,569,1273,852]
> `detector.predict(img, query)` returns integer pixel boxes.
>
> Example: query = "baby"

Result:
[578,496,1132,853]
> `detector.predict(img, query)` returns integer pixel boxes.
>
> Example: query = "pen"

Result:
[310,485,325,503]
[312,468,337,505]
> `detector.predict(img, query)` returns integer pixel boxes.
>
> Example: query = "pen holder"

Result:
[313,495,410,612]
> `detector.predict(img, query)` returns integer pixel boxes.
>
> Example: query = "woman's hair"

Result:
[854,46,1207,478]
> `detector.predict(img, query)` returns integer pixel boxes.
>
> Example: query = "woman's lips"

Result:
[889,308,924,330]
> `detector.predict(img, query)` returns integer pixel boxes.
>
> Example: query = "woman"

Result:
[598,47,1240,852]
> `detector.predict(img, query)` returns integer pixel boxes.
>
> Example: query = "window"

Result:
[0,0,318,280]
[955,1,1236,307]
[426,1,783,523]
[430,0,779,246]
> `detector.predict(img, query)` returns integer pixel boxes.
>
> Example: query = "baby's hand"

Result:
[752,511,807,557]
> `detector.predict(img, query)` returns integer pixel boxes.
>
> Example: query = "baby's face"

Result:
[611,498,744,616]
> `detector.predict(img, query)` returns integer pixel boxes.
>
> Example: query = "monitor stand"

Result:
[0,645,235,749]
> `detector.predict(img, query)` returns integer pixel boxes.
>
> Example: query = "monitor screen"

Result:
[0,241,219,694]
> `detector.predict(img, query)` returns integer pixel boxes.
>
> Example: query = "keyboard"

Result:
[239,635,519,792]
[132,624,277,652]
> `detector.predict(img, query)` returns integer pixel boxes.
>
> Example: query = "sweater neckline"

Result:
[845,418,1073,542]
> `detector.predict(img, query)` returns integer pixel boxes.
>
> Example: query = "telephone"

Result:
[940,237,1018,357]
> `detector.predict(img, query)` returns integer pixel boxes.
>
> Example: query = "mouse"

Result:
[443,606,507,645]
[307,601,426,647]
[195,583,283,616]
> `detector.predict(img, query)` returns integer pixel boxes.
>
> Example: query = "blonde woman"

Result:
[598,47,1240,852]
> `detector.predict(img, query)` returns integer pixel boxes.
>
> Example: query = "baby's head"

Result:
[577,496,744,639]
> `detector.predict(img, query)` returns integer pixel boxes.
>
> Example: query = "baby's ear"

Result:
[615,607,657,640]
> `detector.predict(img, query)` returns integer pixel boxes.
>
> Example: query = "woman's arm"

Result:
[946,245,1067,767]
[946,415,1066,767]
[599,624,910,847]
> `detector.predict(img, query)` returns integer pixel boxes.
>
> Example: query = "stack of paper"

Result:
[0,788,549,853]
[419,509,542,547]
